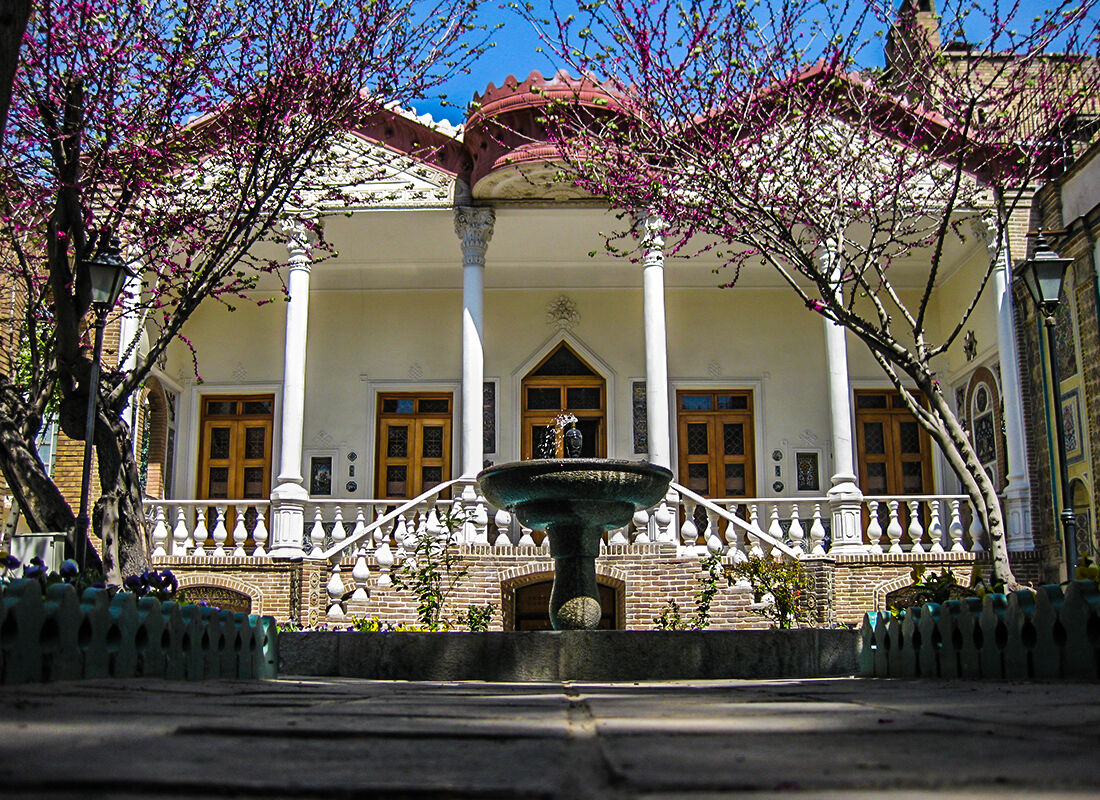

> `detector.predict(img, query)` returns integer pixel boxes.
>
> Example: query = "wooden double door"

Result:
[676,390,756,499]
[198,395,274,503]
[375,393,452,499]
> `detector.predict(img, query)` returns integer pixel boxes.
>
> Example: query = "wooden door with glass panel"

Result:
[855,390,934,545]
[375,393,452,499]
[676,390,756,500]
[198,396,273,538]
[521,343,606,460]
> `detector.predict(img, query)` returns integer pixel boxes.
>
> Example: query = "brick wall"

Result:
[153,548,1045,630]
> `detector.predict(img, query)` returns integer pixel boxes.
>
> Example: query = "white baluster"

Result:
[704,507,722,553]
[310,508,326,553]
[810,503,827,555]
[886,499,904,553]
[748,503,764,557]
[928,500,944,554]
[151,506,168,557]
[907,500,925,554]
[331,506,347,547]
[768,504,784,557]
[654,499,674,543]
[351,549,371,601]
[350,507,367,553]
[518,524,536,548]
[494,508,512,549]
[211,505,228,557]
[231,507,248,557]
[393,512,409,560]
[252,507,268,556]
[473,496,490,546]
[680,499,698,549]
[866,500,883,554]
[375,539,394,587]
[968,501,985,553]
[326,563,346,620]
[633,508,651,545]
[948,499,965,552]
[788,504,805,554]
[192,507,208,557]
[725,503,747,562]
[372,505,385,543]
[172,506,190,556]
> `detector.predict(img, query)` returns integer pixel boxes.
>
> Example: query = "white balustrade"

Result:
[861,495,989,555]
[143,501,272,558]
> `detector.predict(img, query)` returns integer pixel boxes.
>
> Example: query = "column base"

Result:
[1003,480,1033,551]
[269,480,308,559]
[827,477,869,555]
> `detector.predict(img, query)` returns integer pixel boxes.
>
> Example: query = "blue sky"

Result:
[411,1,1094,124]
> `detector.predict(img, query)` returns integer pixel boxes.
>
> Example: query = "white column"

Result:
[821,246,866,553]
[639,214,672,469]
[991,227,1033,550]
[269,218,314,558]
[454,207,494,478]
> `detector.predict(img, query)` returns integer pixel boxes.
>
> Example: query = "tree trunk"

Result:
[923,384,1018,587]
[0,376,103,572]
[93,405,150,584]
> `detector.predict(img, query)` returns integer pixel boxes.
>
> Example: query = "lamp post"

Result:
[74,237,132,568]
[1014,231,1077,579]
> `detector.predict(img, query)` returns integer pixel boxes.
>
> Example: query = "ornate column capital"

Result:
[636,212,665,255]
[970,212,1003,266]
[454,206,495,266]
[282,214,320,271]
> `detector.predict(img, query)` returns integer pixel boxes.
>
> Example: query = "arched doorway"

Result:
[521,342,606,459]
[511,578,618,630]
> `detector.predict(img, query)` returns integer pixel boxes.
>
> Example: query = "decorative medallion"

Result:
[408,362,424,380]
[773,481,784,493]
[347,451,357,462]
[345,480,358,493]
[706,360,721,378]
[313,429,334,448]
[232,363,247,382]
[772,449,784,462]
[546,295,580,331]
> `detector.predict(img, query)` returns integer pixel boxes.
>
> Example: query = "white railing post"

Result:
[309,508,326,553]
[907,499,925,554]
[151,506,168,557]
[928,500,944,554]
[632,508,651,544]
[493,508,512,549]
[968,501,985,553]
[173,506,190,556]
[866,500,883,554]
[725,502,748,562]
[788,503,804,554]
[351,548,371,602]
[886,499,904,553]
[768,504,784,557]
[211,505,228,557]
[192,507,208,557]
[949,499,966,552]
[809,503,827,555]
[326,563,346,620]
[231,508,248,557]
[253,507,268,556]
[680,498,698,551]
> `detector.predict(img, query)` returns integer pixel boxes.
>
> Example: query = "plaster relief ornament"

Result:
[964,330,977,362]
[231,363,247,382]
[546,295,580,331]
[313,430,334,448]
[408,362,424,380]
[707,360,721,378]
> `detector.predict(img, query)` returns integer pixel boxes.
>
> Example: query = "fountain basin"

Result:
[477,459,673,630]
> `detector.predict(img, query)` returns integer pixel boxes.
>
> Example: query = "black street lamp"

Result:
[75,237,132,567]
[1014,231,1077,579]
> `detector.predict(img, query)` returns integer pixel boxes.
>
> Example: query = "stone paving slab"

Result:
[0,677,1098,798]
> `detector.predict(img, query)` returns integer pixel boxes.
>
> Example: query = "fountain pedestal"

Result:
[477,460,672,630]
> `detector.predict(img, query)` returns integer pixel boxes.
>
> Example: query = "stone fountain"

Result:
[477,424,672,630]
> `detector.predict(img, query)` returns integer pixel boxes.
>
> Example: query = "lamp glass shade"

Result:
[1015,235,1072,317]
[86,241,131,308]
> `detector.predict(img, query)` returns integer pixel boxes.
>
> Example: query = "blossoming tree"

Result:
[523,0,1100,584]
[0,0,487,581]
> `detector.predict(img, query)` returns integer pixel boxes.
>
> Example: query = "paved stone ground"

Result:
[0,677,1098,798]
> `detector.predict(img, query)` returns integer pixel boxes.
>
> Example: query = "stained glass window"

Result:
[483,382,496,454]
[632,381,647,454]
[795,452,820,491]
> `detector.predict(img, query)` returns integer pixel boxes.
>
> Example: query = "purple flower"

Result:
[59,559,79,579]
[0,554,20,570]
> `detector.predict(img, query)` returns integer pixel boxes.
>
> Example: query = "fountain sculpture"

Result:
[477,420,672,629]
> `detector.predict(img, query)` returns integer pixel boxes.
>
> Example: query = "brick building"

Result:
[3,2,1093,629]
